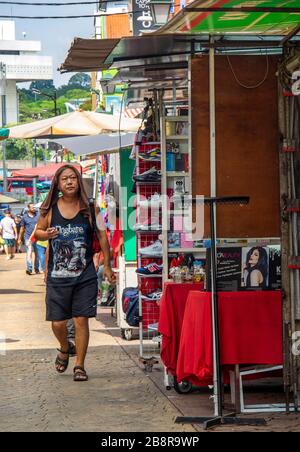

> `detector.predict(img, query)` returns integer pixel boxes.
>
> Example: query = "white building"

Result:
[0,21,53,126]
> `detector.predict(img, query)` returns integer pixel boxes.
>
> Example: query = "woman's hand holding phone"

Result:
[47,227,59,240]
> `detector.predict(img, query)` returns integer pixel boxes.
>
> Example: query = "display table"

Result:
[176,290,283,386]
[158,282,204,375]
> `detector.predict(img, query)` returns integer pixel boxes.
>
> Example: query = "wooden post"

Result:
[91,72,97,111]
[278,78,296,409]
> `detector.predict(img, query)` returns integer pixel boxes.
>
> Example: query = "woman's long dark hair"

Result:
[40,164,90,219]
[245,247,268,287]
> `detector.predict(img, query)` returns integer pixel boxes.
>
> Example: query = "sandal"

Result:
[55,341,77,374]
[73,366,88,382]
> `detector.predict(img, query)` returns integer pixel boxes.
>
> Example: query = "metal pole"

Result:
[2,140,7,194]
[54,91,58,116]
[210,200,223,418]
[0,63,7,195]
[33,140,37,204]
[93,155,99,200]
[209,35,219,417]
[209,37,217,199]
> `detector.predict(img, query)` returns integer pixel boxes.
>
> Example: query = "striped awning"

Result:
[124,108,144,119]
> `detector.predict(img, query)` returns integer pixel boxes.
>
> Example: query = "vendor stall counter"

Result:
[159,284,283,411]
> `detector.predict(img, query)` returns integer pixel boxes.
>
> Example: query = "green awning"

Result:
[160,0,300,36]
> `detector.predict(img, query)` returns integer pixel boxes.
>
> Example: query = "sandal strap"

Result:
[57,342,76,355]
[55,356,68,366]
[73,366,86,373]
[57,348,69,354]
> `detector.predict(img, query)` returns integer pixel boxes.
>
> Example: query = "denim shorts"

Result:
[4,239,15,247]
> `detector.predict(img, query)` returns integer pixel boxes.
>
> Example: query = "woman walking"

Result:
[35,165,114,382]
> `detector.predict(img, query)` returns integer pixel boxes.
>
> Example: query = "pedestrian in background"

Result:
[14,215,23,253]
[0,209,17,260]
[18,203,40,275]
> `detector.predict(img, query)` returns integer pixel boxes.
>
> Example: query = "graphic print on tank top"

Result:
[51,223,89,279]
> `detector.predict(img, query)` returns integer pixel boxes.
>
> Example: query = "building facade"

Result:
[0,21,53,127]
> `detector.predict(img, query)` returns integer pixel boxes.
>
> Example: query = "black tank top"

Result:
[47,203,96,286]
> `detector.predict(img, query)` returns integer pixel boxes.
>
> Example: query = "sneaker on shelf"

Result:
[145,147,160,156]
[139,193,162,208]
[139,151,161,161]
[142,291,162,301]
[136,262,163,275]
[135,220,162,231]
[139,240,163,256]
[148,322,159,332]
[133,167,161,183]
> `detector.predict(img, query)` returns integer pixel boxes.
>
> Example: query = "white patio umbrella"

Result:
[6,110,141,139]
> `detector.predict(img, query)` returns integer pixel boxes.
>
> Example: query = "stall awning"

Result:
[4,110,140,139]
[51,132,136,157]
[59,34,202,73]
[60,37,120,73]
[159,0,300,36]
[11,163,82,179]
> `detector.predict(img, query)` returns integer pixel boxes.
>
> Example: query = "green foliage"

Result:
[64,89,91,100]
[29,80,55,94]
[80,99,92,111]
[18,86,92,123]
[0,139,49,161]
[68,73,91,88]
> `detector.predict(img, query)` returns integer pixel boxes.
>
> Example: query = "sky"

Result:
[0,0,96,87]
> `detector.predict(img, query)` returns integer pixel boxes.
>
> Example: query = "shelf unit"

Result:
[166,135,189,141]
[161,99,194,282]
[135,140,163,358]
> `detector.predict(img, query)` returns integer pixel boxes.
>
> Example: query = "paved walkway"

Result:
[0,253,196,432]
[1,253,300,432]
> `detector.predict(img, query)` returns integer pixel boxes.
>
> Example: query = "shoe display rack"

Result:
[135,139,163,359]
[161,102,195,282]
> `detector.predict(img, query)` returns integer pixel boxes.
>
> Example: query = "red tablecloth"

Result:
[158,282,204,375]
[176,291,283,386]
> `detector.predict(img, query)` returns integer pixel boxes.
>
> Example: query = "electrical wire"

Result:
[0,0,124,5]
[0,8,183,19]
[226,53,270,89]
[0,11,149,18]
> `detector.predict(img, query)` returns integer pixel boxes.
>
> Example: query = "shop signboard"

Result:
[206,247,242,292]
[206,245,281,292]
[268,246,281,290]
[132,0,156,36]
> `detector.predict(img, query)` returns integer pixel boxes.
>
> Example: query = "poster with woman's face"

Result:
[241,246,269,289]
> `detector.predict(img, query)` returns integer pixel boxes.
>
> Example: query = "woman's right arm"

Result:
[34,214,58,241]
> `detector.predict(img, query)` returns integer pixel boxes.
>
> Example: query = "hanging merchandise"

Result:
[97,154,110,219]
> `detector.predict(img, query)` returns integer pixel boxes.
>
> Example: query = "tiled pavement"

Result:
[1,253,300,432]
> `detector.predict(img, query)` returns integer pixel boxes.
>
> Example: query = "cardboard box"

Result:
[181,233,193,249]
[173,216,183,232]
[168,233,180,248]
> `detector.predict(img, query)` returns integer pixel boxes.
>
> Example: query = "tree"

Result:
[29,80,55,94]
[68,73,91,88]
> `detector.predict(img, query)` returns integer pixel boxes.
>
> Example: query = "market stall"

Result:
[59,0,300,425]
